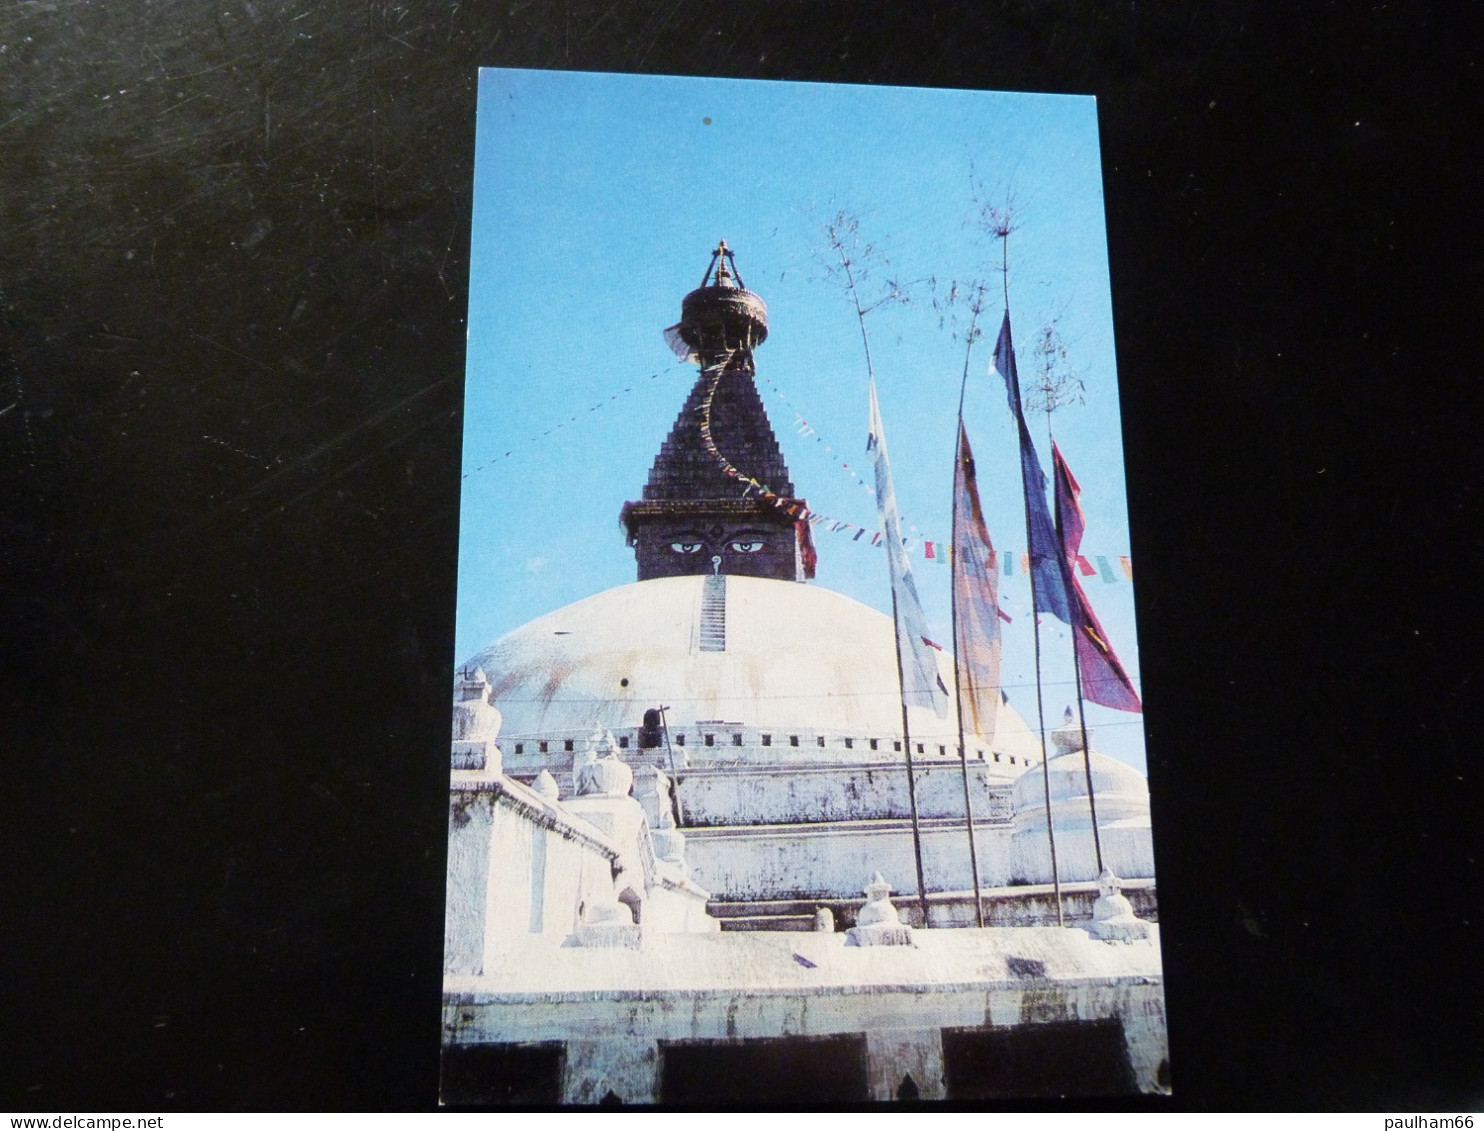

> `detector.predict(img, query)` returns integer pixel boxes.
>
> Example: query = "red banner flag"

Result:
[1053,441,1142,713]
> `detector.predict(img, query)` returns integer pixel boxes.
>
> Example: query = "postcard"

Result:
[441,68,1166,1106]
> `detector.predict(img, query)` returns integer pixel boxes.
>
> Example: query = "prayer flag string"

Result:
[458,365,1134,581]
[459,365,683,480]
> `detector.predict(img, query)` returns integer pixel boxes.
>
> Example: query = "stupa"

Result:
[442,244,1167,1104]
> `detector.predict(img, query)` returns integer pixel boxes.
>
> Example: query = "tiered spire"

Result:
[621,242,816,582]
[639,364,795,504]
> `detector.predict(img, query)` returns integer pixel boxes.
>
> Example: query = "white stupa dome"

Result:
[464,574,1041,766]
[1009,714,1155,882]
[1011,747,1151,827]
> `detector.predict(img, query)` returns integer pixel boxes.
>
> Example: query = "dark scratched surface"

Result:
[3,1,1480,1111]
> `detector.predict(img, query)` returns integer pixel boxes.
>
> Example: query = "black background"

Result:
[4,0,1480,1112]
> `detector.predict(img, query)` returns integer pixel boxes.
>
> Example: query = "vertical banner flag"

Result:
[952,422,1003,746]
[1053,441,1144,713]
[868,380,950,718]
[992,312,1072,623]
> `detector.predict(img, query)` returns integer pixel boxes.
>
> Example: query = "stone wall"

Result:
[444,928,1169,1100]
[678,760,1014,825]
[444,773,623,975]
[1011,819,1157,885]
[444,770,717,976]
[923,877,1159,928]
[502,731,1033,776]
[684,817,1016,900]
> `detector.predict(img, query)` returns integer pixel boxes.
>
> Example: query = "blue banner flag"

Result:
[991,311,1072,624]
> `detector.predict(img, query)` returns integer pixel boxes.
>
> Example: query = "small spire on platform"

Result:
[1086,869,1150,942]
[846,872,915,947]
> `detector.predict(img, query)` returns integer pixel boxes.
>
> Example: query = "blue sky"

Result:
[457,69,1147,770]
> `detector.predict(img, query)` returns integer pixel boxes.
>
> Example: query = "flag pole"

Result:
[656,705,686,828]
[1026,568,1064,926]
[846,271,928,924]
[998,240,1064,927]
[889,584,931,925]
[1068,634,1105,874]
[951,288,987,928]
[1048,421,1106,876]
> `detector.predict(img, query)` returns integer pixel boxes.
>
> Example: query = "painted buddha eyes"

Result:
[670,538,766,554]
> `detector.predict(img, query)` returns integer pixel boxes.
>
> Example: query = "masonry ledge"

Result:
[452,772,622,860]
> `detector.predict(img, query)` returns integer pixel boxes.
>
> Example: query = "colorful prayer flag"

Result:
[951,422,1003,746]
[993,312,1072,624]
[868,380,949,718]
[1053,441,1142,712]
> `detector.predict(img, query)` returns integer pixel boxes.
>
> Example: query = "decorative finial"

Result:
[1086,869,1151,941]
[713,239,733,286]
[457,665,490,701]
[846,871,914,946]
[1052,707,1088,756]
[451,667,501,772]
[533,769,560,801]
[574,727,633,798]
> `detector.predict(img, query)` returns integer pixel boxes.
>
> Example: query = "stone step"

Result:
[708,898,856,919]
[717,915,816,933]
[698,575,727,651]
[708,897,860,934]
[707,880,1158,932]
